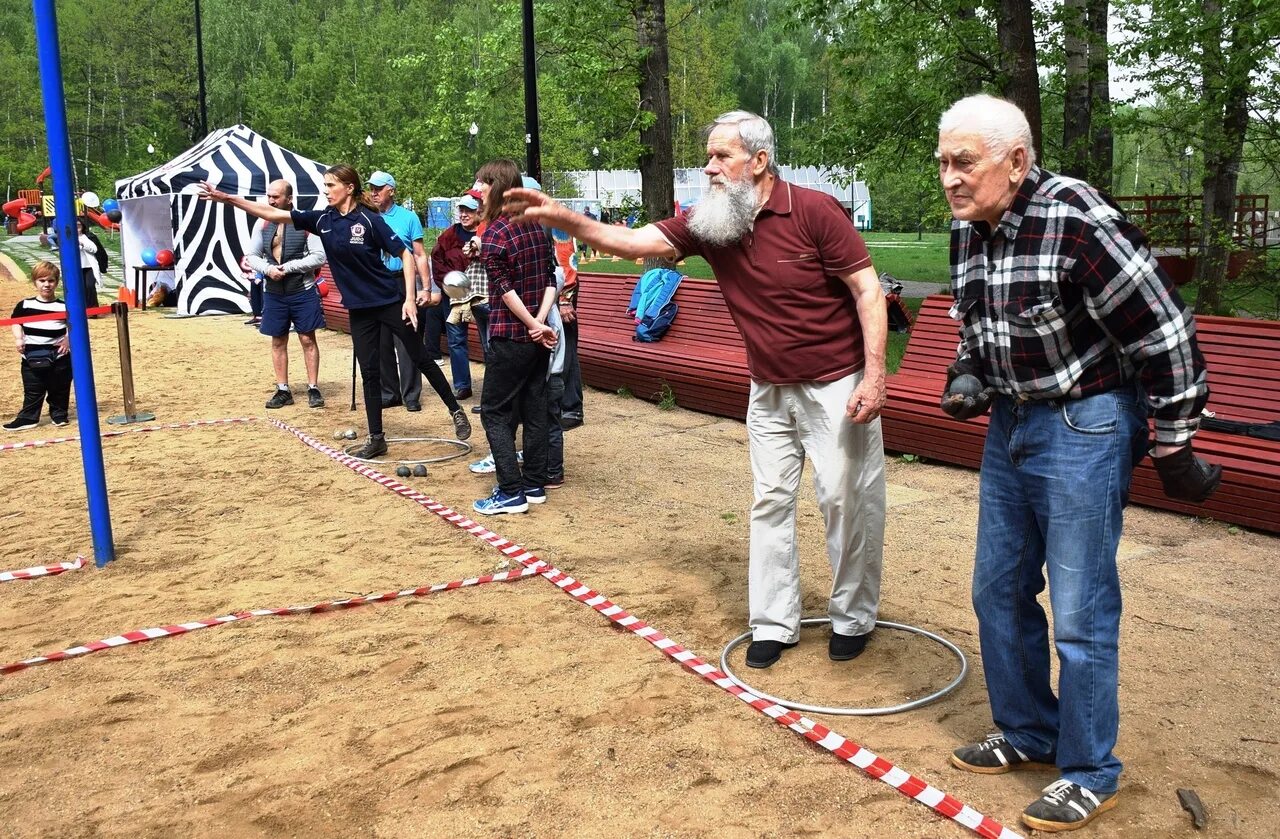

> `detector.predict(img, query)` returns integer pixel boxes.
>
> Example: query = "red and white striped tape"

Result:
[0,564,541,675]
[268,418,1023,839]
[0,556,87,583]
[0,305,112,327]
[0,416,257,453]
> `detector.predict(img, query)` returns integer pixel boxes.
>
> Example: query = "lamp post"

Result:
[592,145,600,204]
[147,143,155,155]
[469,121,479,175]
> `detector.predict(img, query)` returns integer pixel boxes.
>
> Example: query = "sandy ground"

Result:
[0,260,1276,839]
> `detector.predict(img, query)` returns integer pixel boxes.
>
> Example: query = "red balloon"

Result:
[155,249,175,267]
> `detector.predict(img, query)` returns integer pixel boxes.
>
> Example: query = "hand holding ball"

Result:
[940,369,993,421]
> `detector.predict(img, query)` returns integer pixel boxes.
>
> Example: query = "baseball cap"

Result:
[458,192,481,211]
[521,175,542,191]
[366,171,396,188]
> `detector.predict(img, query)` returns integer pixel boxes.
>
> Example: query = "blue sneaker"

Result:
[524,486,547,504]
[473,488,528,515]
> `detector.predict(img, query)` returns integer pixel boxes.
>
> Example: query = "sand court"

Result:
[1,260,1277,837]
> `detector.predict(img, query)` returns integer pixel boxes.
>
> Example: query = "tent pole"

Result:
[33,0,116,567]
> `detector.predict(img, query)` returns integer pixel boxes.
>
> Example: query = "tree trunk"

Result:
[635,0,676,270]
[997,0,1043,162]
[1086,0,1112,188]
[1062,0,1090,179]
[1193,1,1251,314]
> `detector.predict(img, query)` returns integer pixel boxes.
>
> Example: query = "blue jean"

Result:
[974,385,1148,794]
[446,320,471,391]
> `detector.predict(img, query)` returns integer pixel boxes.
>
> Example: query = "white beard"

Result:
[688,176,758,246]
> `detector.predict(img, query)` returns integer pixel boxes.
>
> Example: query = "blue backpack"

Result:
[627,268,684,342]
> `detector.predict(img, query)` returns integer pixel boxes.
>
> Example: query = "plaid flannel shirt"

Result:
[949,166,1208,445]
[482,216,556,342]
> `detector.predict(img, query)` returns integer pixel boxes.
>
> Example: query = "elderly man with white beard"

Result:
[505,110,888,670]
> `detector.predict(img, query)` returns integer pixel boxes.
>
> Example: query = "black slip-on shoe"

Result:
[745,640,798,669]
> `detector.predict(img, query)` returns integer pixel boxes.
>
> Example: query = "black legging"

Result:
[349,302,460,435]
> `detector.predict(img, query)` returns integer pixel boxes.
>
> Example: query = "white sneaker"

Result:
[468,451,522,474]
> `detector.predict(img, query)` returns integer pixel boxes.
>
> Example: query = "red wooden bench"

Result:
[882,295,1280,533]
[574,271,751,419]
[316,266,350,333]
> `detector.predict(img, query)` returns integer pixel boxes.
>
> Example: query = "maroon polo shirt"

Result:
[654,179,873,384]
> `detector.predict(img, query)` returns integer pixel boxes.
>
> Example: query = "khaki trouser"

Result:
[746,370,886,642]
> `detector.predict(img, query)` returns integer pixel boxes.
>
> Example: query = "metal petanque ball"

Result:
[949,373,984,397]
[395,465,412,478]
[333,429,346,441]
[343,428,359,440]
[412,464,428,478]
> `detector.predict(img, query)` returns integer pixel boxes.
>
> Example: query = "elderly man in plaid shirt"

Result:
[935,94,1222,832]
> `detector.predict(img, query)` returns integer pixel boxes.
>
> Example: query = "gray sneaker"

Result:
[307,387,325,409]
[1022,779,1118,832]
[451,408,471,440]
[951,733,1052,775]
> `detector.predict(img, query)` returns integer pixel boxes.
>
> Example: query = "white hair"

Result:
[938,94,1036,167]
[710,110,780,175]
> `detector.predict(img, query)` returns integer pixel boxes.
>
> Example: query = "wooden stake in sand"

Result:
[106,301,156,425]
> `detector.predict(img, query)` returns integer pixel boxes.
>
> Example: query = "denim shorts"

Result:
[260,287,326,337]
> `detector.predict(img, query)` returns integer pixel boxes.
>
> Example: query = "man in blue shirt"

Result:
[367,171,437,412]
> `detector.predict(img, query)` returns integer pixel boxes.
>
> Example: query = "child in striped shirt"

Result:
[5,261,72,431]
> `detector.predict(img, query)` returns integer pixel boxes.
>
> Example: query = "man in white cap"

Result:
[366,170,436,412]
[431,189,487,401]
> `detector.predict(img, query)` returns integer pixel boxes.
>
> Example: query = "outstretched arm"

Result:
[504,188,678,261]
[198,182,292,226]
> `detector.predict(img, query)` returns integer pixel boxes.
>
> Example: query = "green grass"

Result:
[579,230,951,286]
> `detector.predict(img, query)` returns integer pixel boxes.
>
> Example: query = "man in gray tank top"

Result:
[245,179,328,409]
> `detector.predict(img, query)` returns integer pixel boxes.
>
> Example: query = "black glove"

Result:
[940,363,994,421]
[1152,444,1222,503]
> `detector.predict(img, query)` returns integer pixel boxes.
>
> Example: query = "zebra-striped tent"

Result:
[115,126,328,316]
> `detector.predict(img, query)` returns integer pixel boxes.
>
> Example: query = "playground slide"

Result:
[2,197,38,232]
[85,207,120,232]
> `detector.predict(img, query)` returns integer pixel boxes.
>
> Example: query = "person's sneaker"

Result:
[544,476,564,490]
[265,389,294,409]
[3,418,38,432]
[454,387,473,400]
[829,630,872,661]
[561,415,583,430]
[473,487,528,515]
[406,401,422,412]
[471,404,482,414]
[1022,779,1118,832]
[469,451,522,473]
[350,433,388,460]
[451,408,472,440]
[307,387,325,409]
[951,733,1053,775]
[524,486,547,504]
[435,358,448,368]
[51,417,70,427]
[745,640,798,669]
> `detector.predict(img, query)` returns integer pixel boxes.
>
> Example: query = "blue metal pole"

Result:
[33,0,115,567]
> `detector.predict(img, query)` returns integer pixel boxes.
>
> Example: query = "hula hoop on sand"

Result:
[342,436,472,465]
[719,617,967,716]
